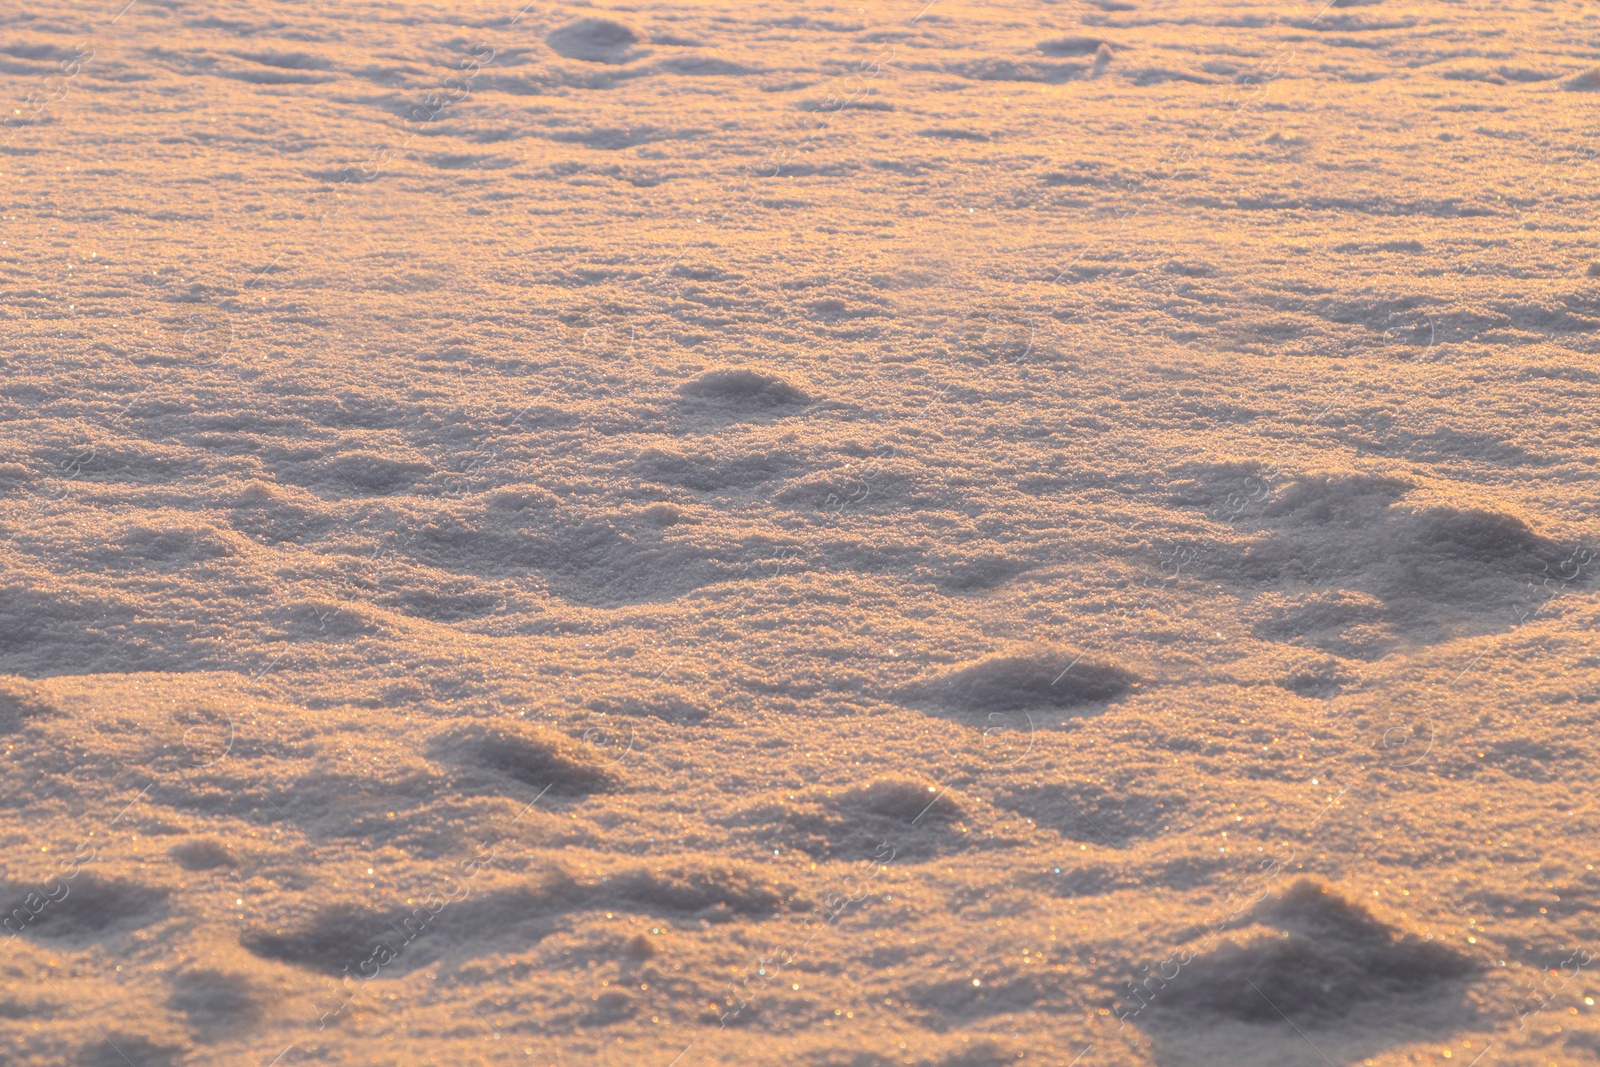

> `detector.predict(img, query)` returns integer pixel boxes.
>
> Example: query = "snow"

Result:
[1,0,1599,1063]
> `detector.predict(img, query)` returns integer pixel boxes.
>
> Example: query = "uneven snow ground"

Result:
[2,0,1600,1064]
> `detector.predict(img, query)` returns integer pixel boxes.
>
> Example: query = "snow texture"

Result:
[1,0,1599,1064]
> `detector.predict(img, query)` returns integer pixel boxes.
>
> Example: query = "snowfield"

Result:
[2,0,1599,1064]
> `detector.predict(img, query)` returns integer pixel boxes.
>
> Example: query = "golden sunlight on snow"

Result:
[0,0,1598,1064]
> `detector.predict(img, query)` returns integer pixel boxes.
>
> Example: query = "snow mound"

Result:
[1252,589,1394,660]
[243,899,491,974]
[1373,505,1558,584]
[1140,880,1479,1065]
[312,451,432,496]
[728,779,979,862]
[1260,473,1412,527]
[1215,879,1475,1019]
[245,864,799,974]
[168,839,236,871]
[935,555,1031,594]
[167,969,260,1043]
[1,875,167,943]
[1565,67,1600,90]
[677,367,812,407]
[430,723,619,797]
[1205,475,1584,652]
[547,18,643,64]
[1278,656,1355,698]
[605,863,800,919]
[229,50,330,71]
[103,524,236,568]
[939,58,1088,84]
[901,650,1137,715]
[842,777,964,823]
[78,1034,180,1067]
[1038,36,1107,56]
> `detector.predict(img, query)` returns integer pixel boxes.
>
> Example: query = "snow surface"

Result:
[2,0,1600,1064]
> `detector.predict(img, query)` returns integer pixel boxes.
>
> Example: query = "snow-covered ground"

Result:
[2,0,1600,1063]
